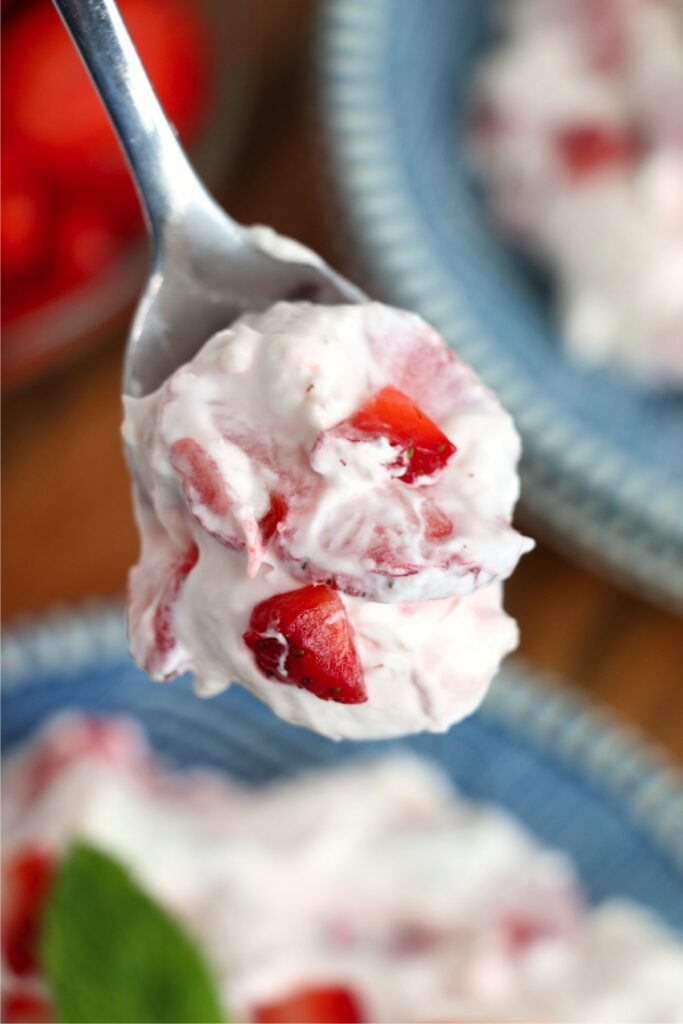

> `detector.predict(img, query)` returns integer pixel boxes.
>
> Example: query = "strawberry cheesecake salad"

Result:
[469,0,683,385]
[3,715,683,1024]
[123,230,532,740]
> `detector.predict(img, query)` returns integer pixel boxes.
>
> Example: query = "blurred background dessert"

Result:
[1,0,245,387]
[468,0,683,386]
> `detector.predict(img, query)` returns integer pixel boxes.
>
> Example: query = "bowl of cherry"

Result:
[1,0,245,389]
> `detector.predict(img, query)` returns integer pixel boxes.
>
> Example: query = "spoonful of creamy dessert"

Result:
[56,0,533,740]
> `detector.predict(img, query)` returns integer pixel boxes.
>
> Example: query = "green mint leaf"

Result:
[40,842,224,1024]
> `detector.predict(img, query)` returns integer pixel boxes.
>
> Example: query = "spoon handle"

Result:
[52,0,211,247]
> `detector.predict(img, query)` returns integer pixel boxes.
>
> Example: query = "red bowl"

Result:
[1,0,247,389]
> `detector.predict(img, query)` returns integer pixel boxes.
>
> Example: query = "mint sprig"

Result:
[40,843,224,1024]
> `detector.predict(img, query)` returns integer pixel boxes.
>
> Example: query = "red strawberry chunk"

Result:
[254,985,364,1024]
[170,439,283,566]
[259,493,287,544]
[423,500,454,542]
[557,125,636,179]
[243,586,367,704]
[1,849,54,976]
[338,386,456,484]
[170,438,232,519]
[149,544,198,675]
[501,911,563,953]
[573,0,628,72]
[1,991,52,1024]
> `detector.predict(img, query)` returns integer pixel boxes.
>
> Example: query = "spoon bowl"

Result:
[124,198,365,396]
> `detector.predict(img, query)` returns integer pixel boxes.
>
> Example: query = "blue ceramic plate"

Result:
[319,0,683,606]
[2,605,683,932]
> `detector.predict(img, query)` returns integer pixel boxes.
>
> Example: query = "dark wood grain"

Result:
[3,1,682,764]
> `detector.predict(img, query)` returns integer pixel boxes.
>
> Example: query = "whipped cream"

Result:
[4,715,683,1023]
[124,256,531,740]
[470,0,683,385]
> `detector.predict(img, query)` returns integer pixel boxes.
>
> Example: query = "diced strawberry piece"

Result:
[557,125,636,179]
[503,914,545,950]
[365,321,475,426]
[243,586,367,704]
[388,922,442,955]
[171,439,232,519]
[271,335,499,602]
[150,545,198,674]
[259,493,287,544]
[170,440,283,566]
[254,985,363,1024]
[170,436,241,553]
[501,911,564,953]
[1,991,52,1024]
[170,435,246,558]
[337,386,456,484]
[1,849,54,976]
[423,500,454,542]
[573,0,628,72]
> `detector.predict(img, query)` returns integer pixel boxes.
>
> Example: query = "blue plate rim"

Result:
[3,602,682,875]
[318,0,683,606]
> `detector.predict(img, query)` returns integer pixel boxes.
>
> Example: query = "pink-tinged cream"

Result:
[123,233,532,740]
[470,0,683,386]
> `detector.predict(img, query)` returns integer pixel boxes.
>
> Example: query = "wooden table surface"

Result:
[3,1,682,763]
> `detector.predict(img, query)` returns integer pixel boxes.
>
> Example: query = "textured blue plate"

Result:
[2,605,683,932]
[319,0,683,606]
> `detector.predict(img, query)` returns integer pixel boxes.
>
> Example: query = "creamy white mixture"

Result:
[124,231,531,740]
[3,716,683,1023]
[470,0,683,385]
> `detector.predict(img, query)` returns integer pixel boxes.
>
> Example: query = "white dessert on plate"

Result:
[123,230,532,740]
[3,715,683,1023]
[470,0,683,385]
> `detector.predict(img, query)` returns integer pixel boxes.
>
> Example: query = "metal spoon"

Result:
[53,0,365,397]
